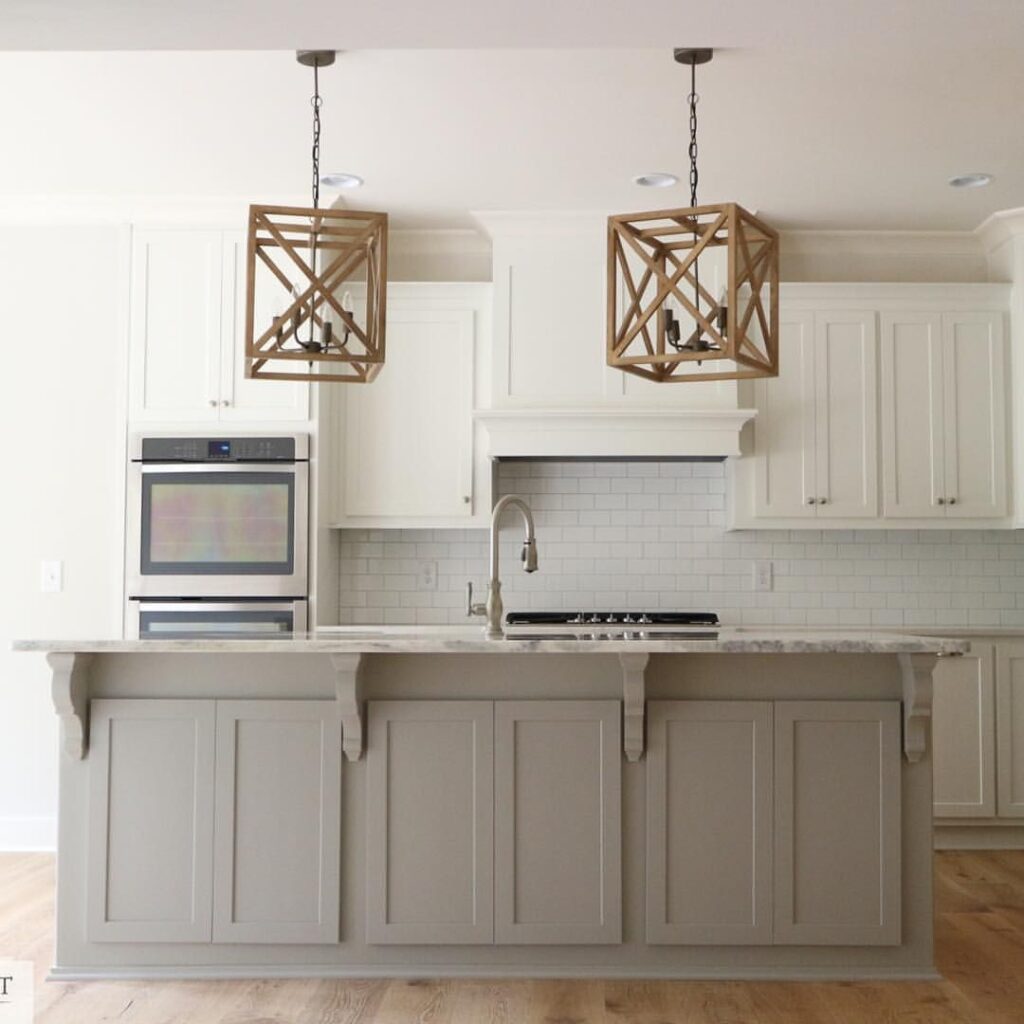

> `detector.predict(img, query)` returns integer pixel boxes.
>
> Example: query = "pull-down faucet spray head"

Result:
[522,538,539,573]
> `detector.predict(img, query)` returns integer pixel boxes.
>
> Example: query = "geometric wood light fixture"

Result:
[244,51,388,383]
[607,49,779,383]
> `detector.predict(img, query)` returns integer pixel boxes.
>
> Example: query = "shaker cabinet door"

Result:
[941,312,1007,518]
[128,228,223,423]
[996,643,1024,818]
[366,701,494,944]
[87,699,216,942]
[494,701,621,944]
[218,233,310,423]
[212,700,341,943]
[880,312,945,518]
[645,701,772,945]
[773,701,901,945]
[753,312,818,518]
[933,644,997,817]
[812,311,878,518]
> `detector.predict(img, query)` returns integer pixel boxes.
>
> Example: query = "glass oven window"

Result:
[141,472,295,575]
[138,609,295,639]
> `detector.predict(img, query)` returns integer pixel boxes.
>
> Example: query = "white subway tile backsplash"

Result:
[335,460,1024,629]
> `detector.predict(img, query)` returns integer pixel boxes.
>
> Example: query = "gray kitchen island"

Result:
[15,627,967,981]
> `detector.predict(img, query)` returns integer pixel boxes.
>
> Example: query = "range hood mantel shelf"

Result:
[474,407,757,459]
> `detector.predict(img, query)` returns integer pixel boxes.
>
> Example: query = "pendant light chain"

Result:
[311,62,323,210]
[688,59,699,207]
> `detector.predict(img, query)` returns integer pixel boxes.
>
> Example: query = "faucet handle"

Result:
[466,581,487,618]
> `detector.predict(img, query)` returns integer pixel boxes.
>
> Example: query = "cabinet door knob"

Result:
[221,400,231,407]
[806,497,817,505]
[937,497,946,505]
[818,497,827,505]
[948,497,957,505]
[463,495,471,504]
[208,399,217,407]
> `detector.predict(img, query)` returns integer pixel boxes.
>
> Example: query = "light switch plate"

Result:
[40,560,63,593]
[753,560,773,592]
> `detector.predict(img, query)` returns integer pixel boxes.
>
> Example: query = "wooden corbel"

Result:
[330,653,366,761]
[619,652,650,762]
[46,652,93,760]
[898,652,938,763]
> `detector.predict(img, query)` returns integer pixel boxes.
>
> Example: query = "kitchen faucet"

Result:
[466,494,539,638]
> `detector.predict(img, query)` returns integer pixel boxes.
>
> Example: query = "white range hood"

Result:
[475,407,757,459]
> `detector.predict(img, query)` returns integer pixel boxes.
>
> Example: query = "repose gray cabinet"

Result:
[87,698,341,945]
[366,699,622,946]
[646,699,902,947]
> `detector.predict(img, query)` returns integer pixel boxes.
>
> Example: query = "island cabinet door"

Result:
[773,701,901,946]
[933,643,996,817]
[494,701,622,944]
[87,699,216,942]
[645,701,773,945]
[366,701,494,944]
[212,701,341,944]
[996,643,1024,817]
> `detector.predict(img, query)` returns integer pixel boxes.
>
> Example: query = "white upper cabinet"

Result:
[326,283,492,528]
[735,284,1011,529]
[218,232,311,423]
[128,227,309,424]
[753,309,877,519]
[753,313,817,518]
[881,310,1006,518]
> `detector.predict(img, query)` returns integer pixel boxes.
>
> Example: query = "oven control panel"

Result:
[138,436,300,463]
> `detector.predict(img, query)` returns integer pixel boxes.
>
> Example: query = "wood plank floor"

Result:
[3,851,1024,1023]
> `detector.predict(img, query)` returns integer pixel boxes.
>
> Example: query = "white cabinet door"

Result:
[996,643,1024,818]
[880,312,945,518]
[341,308,475,519]
[774,701,901,946]
[218,233,310,423]
[942,312,1006,518]
[494,701,621,944]
[812,311,878,518]
[645,701,772,945]
[366,701,494,944]
[933,645,997,817]
[212,701,341,944]
[87,699,215,942]
[753,312,817,518]
[128,228,223,422]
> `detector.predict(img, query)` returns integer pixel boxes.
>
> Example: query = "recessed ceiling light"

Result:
[633,172,679,188]
[948,172,993,189]
[320,172,364,189]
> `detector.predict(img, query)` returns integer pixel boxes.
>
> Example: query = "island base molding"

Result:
[48,964,944,983]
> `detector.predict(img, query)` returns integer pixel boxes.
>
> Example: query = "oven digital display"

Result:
[208,440,232,458]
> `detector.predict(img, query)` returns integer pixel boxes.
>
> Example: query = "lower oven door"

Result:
[128,600,307,640]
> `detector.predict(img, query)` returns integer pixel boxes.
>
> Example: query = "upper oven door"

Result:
[126,462,308,597]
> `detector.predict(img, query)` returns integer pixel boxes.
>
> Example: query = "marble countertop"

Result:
[13,626,970,656]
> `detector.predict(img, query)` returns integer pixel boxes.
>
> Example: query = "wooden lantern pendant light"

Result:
[244,50,388,383]
[607,48,779,383]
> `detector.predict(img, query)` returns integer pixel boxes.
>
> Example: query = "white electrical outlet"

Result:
[419,560,438,591]
[753,560,773,592]
[40,560,63,593]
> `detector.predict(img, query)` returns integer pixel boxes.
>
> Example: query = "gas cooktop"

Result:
[505,611,720,627]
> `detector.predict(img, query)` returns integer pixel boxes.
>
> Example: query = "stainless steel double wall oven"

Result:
[125,434,309,638]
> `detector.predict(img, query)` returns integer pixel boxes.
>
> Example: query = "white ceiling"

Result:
[0,1,1022,230]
